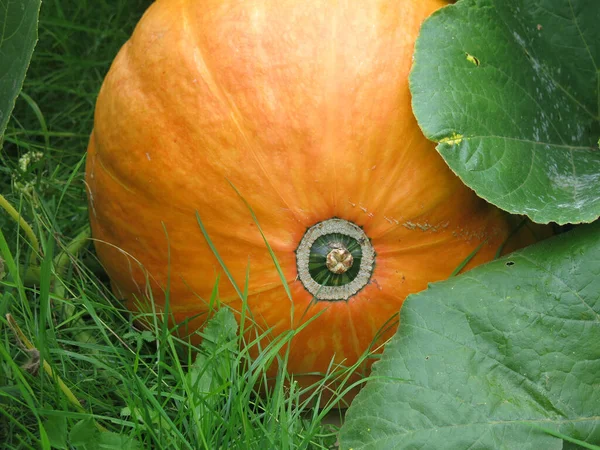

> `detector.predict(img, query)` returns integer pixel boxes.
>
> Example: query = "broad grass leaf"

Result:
[43,415,67,449]
[69,419,97,448]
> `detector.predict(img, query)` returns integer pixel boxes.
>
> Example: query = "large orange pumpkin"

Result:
[86,0,547,402]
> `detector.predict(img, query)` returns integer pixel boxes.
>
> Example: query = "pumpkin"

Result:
[86,0,549,402]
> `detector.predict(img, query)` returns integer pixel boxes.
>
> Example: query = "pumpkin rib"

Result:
[94,147,135,195]
[361,116,422,220]
[92,41,173,202]
[94,148,261,249]
[181,0,305,226]
[345,76,424,222]
[95,127,297,260]
[91,237,158,297]
[99,1,305,239]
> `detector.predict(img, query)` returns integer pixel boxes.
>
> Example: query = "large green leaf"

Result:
[410,0,600,225]
[340,223,600,449]
[0,0,41,140]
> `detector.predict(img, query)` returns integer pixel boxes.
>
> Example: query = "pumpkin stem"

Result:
[326,245,354,274]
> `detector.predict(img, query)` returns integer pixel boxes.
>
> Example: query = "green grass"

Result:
[0,1,363,448]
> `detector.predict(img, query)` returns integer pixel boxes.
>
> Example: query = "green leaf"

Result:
[187,307,238,428]
[340,223,600,449]
[410,0,600,225]
[69,419,98,449]
[43,416,67,449]
[0,0,41,140]
[66,419,139,450]
[139,330,155,343]
[188,307,238,395]
[97,432,140,450]
[200,306,238,354]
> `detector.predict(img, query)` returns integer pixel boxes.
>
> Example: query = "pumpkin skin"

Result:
[86,0,548,402]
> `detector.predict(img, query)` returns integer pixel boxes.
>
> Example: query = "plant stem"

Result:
[0,194,41,264]
[18,226,92,286]
[54,226,91,276]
